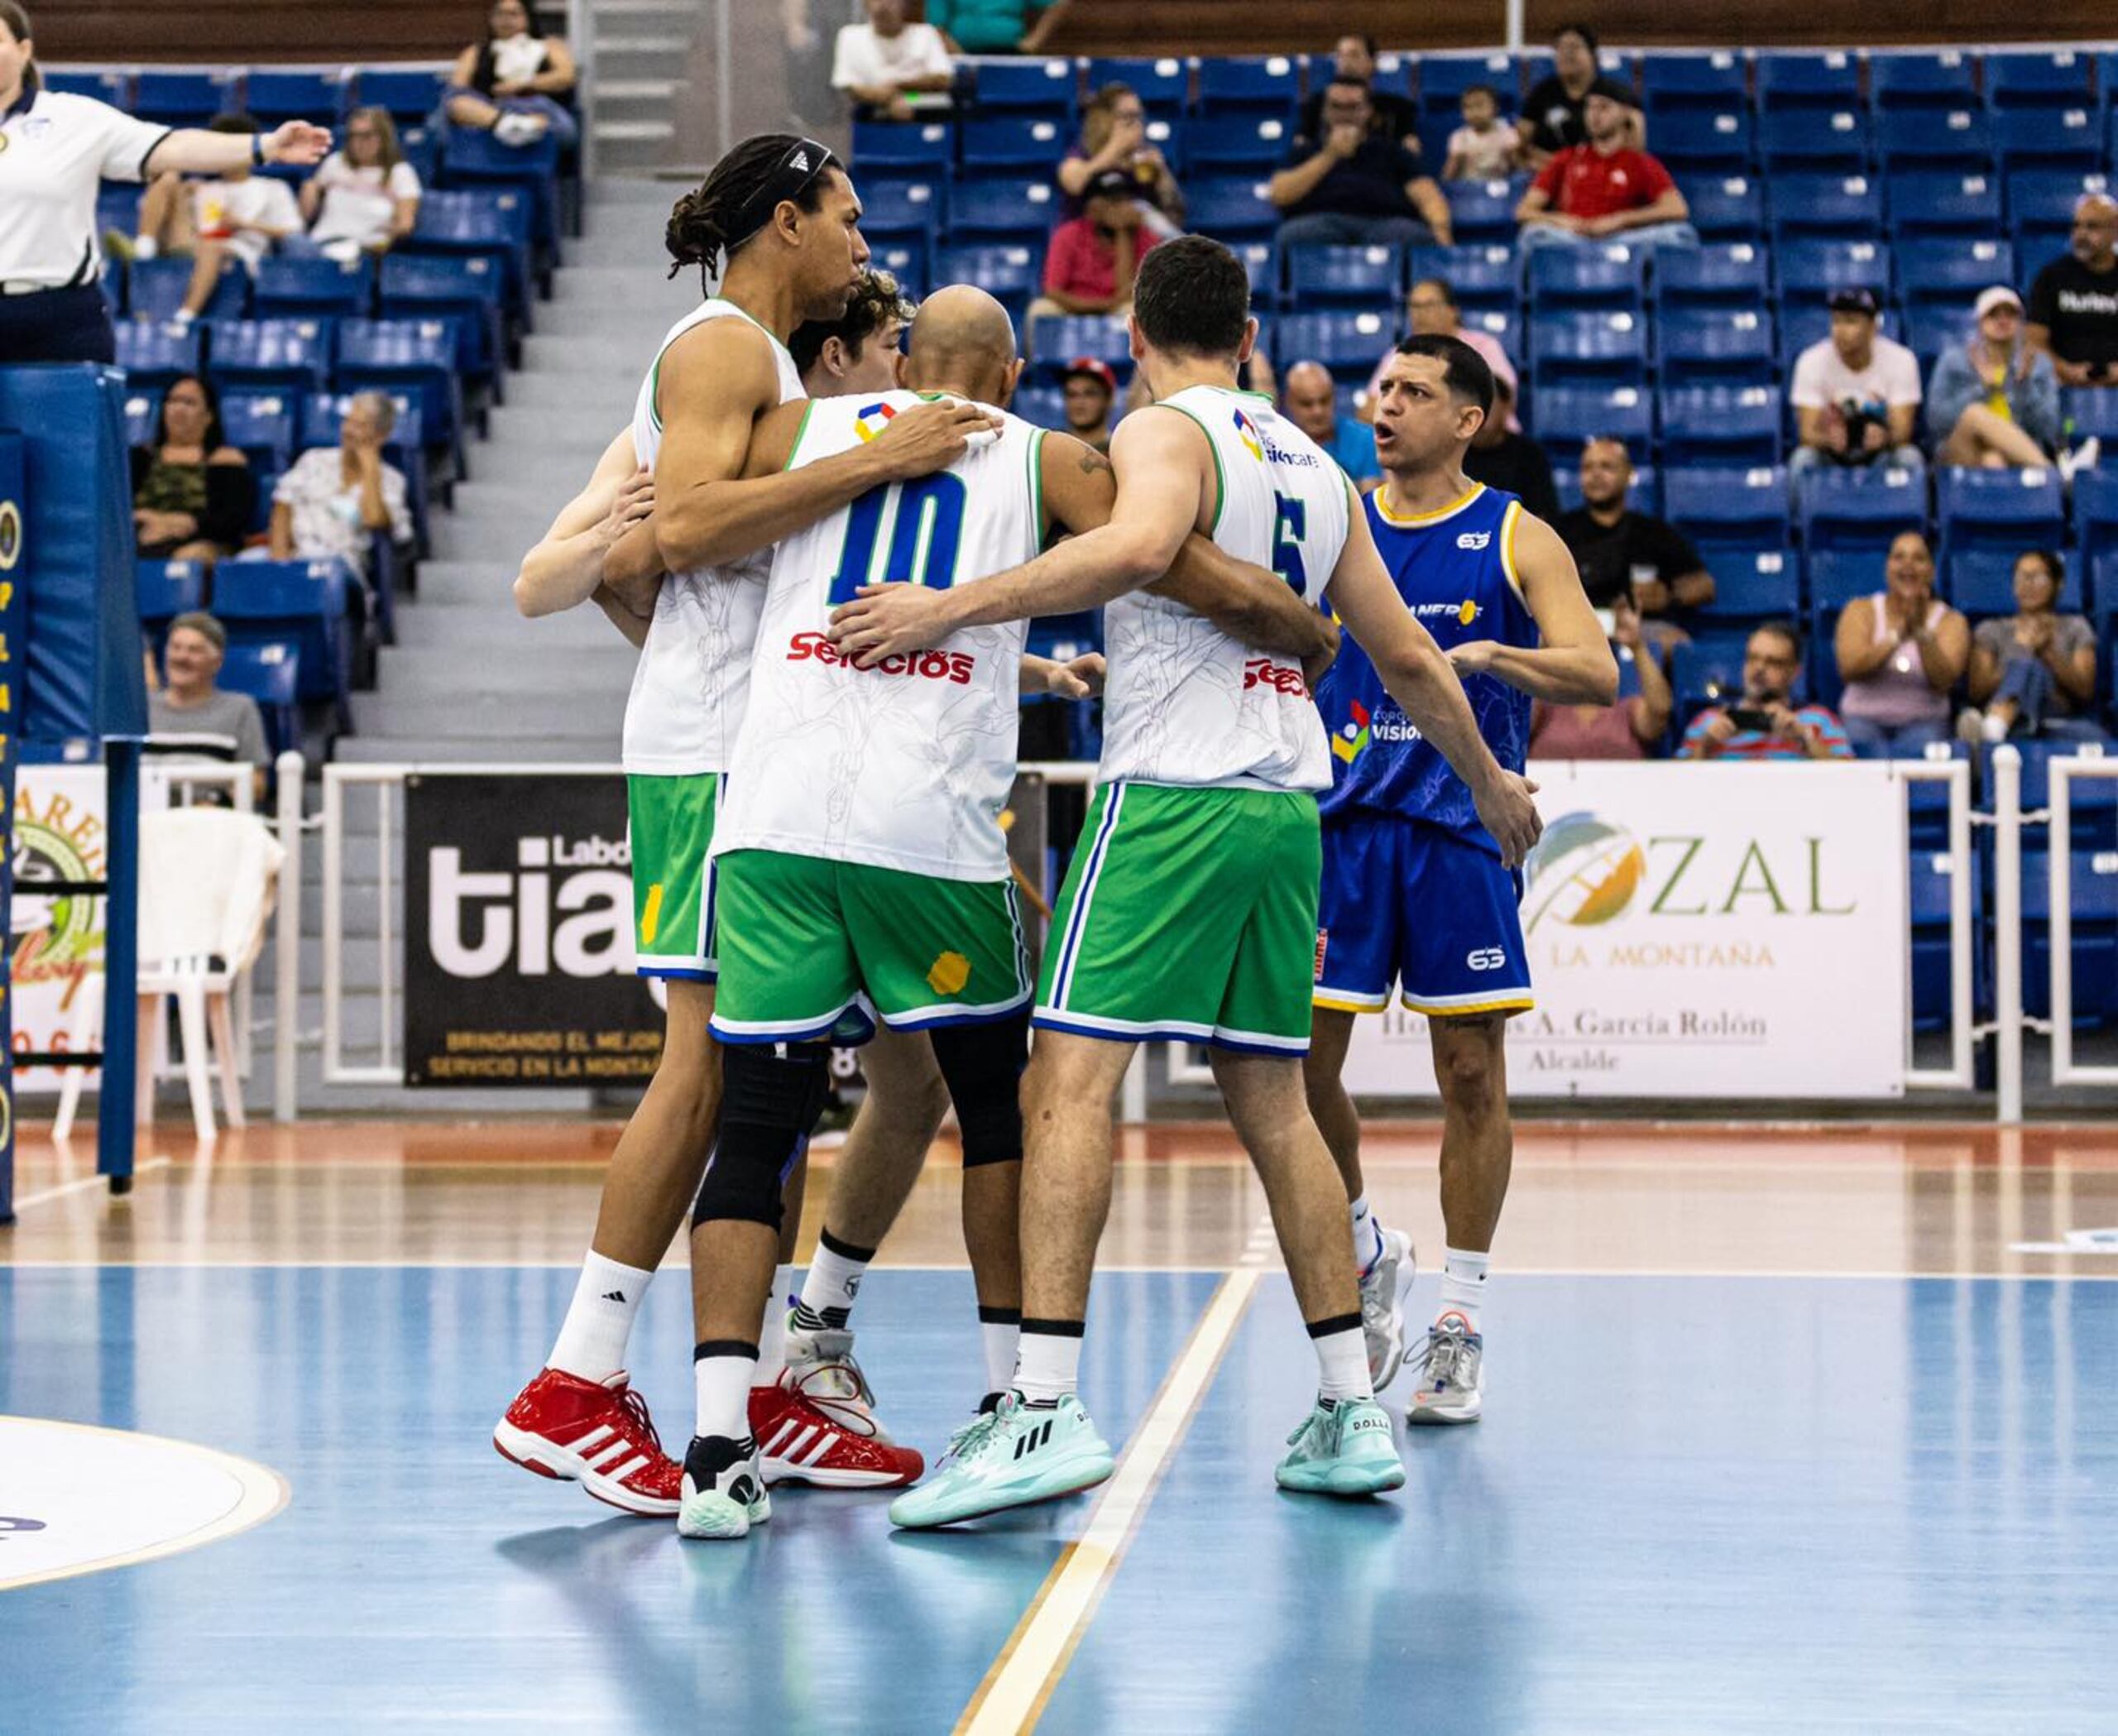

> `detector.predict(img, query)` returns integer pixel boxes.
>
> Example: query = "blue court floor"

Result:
[2,1262,2113,1734]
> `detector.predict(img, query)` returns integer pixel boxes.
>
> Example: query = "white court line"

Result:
[959,1256,1267,1736]
[9,1158,173,1211]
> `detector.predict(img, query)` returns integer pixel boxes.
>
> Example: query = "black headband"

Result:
[730,138,835,252]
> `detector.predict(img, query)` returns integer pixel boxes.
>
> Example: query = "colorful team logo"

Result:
[852,401,898,443]
[1331,699,1371,765]
[1231,409,1264,462]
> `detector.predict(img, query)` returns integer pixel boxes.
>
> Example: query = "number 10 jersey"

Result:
[713,391,1045,884]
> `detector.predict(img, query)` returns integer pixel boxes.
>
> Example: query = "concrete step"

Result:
[502,369,644,414]
[333,734,614,765]
[381,601,611,647]
[352,686,628,738]
[482,404,624,454]
[381,639,636,688]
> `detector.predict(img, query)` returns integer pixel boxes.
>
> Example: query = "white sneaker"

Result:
[1406,1310,1484,1425]
[492,111,548,147]
[2058,437,2101,487]
[1358,1226,1416,1391]
[1981,712,2011,744]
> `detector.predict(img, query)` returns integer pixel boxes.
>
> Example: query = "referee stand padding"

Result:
[0,364,151,1219]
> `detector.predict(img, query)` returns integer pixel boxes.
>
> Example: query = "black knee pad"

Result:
[692,1043,831,1228]
[929,1013,1028,1169]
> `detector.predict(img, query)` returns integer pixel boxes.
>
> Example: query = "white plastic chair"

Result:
[52,807,286,1144]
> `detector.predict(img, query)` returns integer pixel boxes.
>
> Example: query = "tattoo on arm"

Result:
[1077,447,1113,477]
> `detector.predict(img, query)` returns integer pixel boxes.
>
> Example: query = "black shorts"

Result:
[0,285,117,365]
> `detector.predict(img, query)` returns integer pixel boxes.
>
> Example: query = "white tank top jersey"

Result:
[622,299,805,776]
[1095,385,1349,794]
[715,391,1044,882]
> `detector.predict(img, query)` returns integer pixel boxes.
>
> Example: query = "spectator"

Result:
[1516,82,1693,250]
[1790,288,1925,477]
[1833,530,1970,756]
[267,393,414,582]
[299,108,421,265]
[831,0,954,121]
[2026,192,2118,390]
[125,113,304,329]
[1282,360,1379,487]
[1028,168,1158,323]
[1554,437,1715,636]
[1267,78,1452,248]
[1297,35,1416,144]
[132,373,256,563]
[1061,357,1116,452]
[148,611,271,800]
[1531,592,1673,758]
[924,0,1074,53]
[1059,82,1182,233]
[446,0,578,147]
[1929,286,2099,477]
[1521,22,1638,165]
[1962,549,2102,743]
[1463,375,1560,520]
[1444,84,1522,181]
[1361,277,1517,427]
[1681,622,1854,761]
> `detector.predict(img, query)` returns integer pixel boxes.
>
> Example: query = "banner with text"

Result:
[1340,761,1910,1100]
[10,764,108,1096]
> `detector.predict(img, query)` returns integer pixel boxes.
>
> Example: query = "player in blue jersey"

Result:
[1305,333,1617,1422]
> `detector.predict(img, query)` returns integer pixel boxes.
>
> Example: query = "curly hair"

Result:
[787,268,913,376]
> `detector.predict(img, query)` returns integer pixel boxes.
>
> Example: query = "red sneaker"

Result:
[493,1368,683,1516]
[748,1355,925,1490]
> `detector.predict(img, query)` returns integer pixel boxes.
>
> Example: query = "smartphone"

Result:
[1727,706,1775,732]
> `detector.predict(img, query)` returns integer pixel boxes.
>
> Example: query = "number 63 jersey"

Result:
[714,391,1044,883]
[1096,386,1349,796]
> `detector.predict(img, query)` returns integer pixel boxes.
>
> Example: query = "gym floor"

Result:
[2,1120,2115,1734]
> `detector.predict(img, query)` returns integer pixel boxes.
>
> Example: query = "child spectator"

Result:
[124,112,303,329]
[1444,85,1521,181]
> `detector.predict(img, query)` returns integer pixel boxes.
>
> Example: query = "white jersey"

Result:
[622,300,804,775]
[716,392,1044,882]
[1096,386,1349,794]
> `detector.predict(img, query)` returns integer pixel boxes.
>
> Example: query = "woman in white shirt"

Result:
[0,1,328,363]
[446,0,578,148]
[267,393,412,580]
[299,108,421,263]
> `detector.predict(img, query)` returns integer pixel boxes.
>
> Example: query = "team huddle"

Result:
[497,134,1613,1539]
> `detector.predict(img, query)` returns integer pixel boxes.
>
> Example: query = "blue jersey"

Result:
[1315,482,1537,851]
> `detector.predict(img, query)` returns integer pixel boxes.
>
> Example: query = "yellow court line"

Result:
[956,1264,1264,1736]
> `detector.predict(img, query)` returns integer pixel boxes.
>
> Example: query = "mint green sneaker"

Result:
[1273,1398,1406,1498]
[889,1393,1115,1529]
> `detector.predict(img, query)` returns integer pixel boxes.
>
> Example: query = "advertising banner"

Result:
[1339,761,1910,1101]
[9,764,108,1096]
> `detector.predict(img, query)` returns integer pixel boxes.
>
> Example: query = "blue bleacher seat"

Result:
[1084,56,1188,117]
[378,252,504,382]
[122,387,160,448]
[1417,52,1517,115]
[1755,50,1861,112]
[1758,108,1871,174]
[438,125,561,265]
[1232,242,1277,304]
[218,391,296,469]
[1529,384,1652,458]
[1886,170,2001,235]
[243,68,349,126]
[859,177,944,241]
[1524,243,1646,309]
[211,558,352,709]
[1527,310,1648,383]
[46,69,131,104]
[1409,244,1517,310]
[1938,466,2065,552]
[1695,548,1803,622]
[407,188,533,316]
[1667,464,1792,542]
[355,67,448,122]
[1011,385,1066,429]
[2019,845,2118,1027]
[1660,383,1782,464]
[1946,549,2082,616]
[126,254,250,324]
[113,319,203,391]
[1639,50,1747,113]
[960,116,1071,173]
[1766,172,1884,238]
[1459,307,1517,354]
[1656,307,1775,384]
[1875,108,1996,172]
[1654,242,1770,308]
[2075,470,2118,565]
[1284,244,1402,306]
[1194,55,1301,119]
[2062,389,2118,448]
[935,244,1039,319]
[946,176,1059,242]
[1897,238,2014,314]
[1553,462,1660,516]
[135,558,208,634]
[1445,176,1531,245]
[1778,237,1892,300]
[1982,50,2098,111]
[133,69,232,125]
[867,242,928,300]
[1868,50,1980,112]
[1183,176,1277,242]
[1647,110,1753,174]
[850,120,956,170]
[217,641,303,759]
[1030,314,1132,379]
[1181,116,1296,175]
[1274,309,1394,379]
[1799,467,1929,552]
[970,56,1077,114]
[252,255,372,320]
[1993,106,2104,172]
[2010,170,2112,255]
[1679,175,1764,242]
[336,319,464,470]
[1808,547,1891,607]
[206,317,336,394]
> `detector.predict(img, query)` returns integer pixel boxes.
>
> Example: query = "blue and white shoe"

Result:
[676,1433,771,1540]
[888,1393,1115,1529]
[1273,1397,1406,1497]
[1406,1311,1484,1425]
[1359,1226,1416,1392]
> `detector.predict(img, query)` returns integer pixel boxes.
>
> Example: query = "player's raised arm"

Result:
[1448,512,1618,705]
[1327,482,1543,866]
[515,427,659,621]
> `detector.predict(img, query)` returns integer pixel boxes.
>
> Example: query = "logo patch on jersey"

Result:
[852,401,898,443]
[1331,700,1371,764]
[787,631,975,684]
[1456,531,1492,551]
[1457,599,1480,626]
[1242,657,1309,698]
[1231,410,1265,462]
[926,951,971,997]
[1466,947,1507,971]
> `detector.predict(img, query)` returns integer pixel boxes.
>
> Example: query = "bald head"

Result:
[1282,360,1339,445]
[2075,193,2118,268]
[905,285,1023,406]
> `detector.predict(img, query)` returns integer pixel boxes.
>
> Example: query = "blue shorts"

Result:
[1313,813,1534,1018]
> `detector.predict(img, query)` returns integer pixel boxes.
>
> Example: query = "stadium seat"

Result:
[1409,244,1517,310]
[1417,51,1517,120]
[859,178,944,242]
[935,244,1039,321]
[1808,547,1891,607]
[1886,171,2001,236]
[1084,56,1188,117]
[407,189,534,319]
[252,256,372,320]
[1552,462,1660,516]
[1694,548,1804,622]
[1678,175,1764,242]
[1754,50,1861,113]
[378,254,505,384]
[113,319,203,391]
[1284,245,1403,307]
[1867,50,1980,112]
[1527,311,1648,385]
[1656,307,1775,385]
[1523,244,1646,310]
[1638,50,1747,115]
[1660,383,1782,465]
[335,319,464,472]
[1011,386,1065,429]
[1031,314,1131,379]
[1875,109,1996,172]
[946,177,1058,242]
[1459,307,1517,354]
[1945,549,2081,616]
[1757,108,1872,175]
[218,391,296,470]
[969,56,1078,116]
[1777,237,1892,300]
[1666,465,1791,544]
[1230,242,1277,304]
[2062,389,2118,448]
[46,69,130,104]
[1194,55,1301,121]
[1182,177,1277,242]
[1993,106,2104,172]
[866,241,927,300]
[850,120,955,171]
[2019,846,2118,1027]
[1273,310,1394,380]
[133,69,232,125]
[438,127,561,252]
[1646,110,1753,175]
[1799,467,1929,552]
[1529,385,1653,459]
[243,68,350,127]
[1653,242,1770,309]
[960,117,1072,174]
[211,558,353,712]
[1897,238,2014,318]
[1982,49,2098,112]
[2010,170,2112,260]
[2074,471,2118,573]
[1938,467,2065,556]
[135,559,208,638]
[1766,173,1884,238]
[217,640,304,760]
[1181,116,1296,175]
[122,387,161,448]
[206,318,337,395]
[1444,177,1531,245]
[131,255,250,325]
[355,67,448,123]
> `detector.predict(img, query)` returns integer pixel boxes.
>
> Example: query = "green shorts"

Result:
[1033,781,1321,1054]
[628,773,722,980]
[708,847,1034,1044]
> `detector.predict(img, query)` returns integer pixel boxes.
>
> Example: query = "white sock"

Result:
[1349,1193,1385,1276]
[754,1263,797,1388]
[545,1250,654,1383]
[1013,1326,1082,1403]
[1311,1323,1373,1403]
[796,1232,873,1331]
[693,1345,757,1441]
[1439,1246,1489,1329]
[132,234,159,260]
[980,1308,1021,1398]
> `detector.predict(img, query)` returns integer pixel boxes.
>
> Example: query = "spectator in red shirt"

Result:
[1027,169,1160,343]
[1516,80,1695,251]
